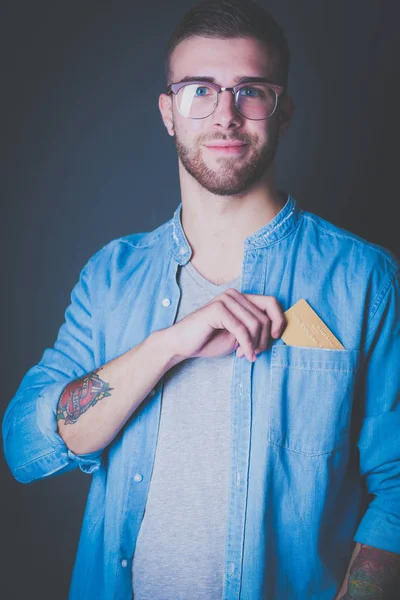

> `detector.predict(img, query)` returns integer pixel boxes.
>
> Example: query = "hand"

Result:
[164,288,285,363]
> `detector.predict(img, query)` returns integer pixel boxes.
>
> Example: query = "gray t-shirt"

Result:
[131,261,241,600]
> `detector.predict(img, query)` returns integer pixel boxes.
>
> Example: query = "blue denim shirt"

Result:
[3,195,400,599]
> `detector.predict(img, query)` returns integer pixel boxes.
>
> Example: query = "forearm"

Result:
[57,328,181,454]
[336,543,400,599]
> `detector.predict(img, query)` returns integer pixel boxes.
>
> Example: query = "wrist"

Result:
[147,327,185,372]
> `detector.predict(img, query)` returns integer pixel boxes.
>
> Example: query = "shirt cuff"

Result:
[36,381,102,475]
[354,506,400,554]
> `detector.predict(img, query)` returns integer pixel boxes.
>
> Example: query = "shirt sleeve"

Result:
[2,260,102,484]
[354,265,400,553]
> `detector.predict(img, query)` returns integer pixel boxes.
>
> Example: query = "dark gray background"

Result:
[1,1,399,598]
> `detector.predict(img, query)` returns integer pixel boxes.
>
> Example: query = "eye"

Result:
[194,86,209,97]
[239,86,262,97]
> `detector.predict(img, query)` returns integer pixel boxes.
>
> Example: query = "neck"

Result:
[179,161,285,254]
[178,161,286,285]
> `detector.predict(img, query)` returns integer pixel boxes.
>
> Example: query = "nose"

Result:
[212,89,243,129]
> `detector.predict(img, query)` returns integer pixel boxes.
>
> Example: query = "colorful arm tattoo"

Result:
[339,544,400,599]
[56,370,113,425]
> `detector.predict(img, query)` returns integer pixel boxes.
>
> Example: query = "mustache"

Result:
[197,132,256,144]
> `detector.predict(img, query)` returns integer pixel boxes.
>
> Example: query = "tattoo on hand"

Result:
[56,370,113,424]
[340,544,400,599]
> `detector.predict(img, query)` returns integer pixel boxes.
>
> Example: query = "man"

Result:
[3,0,400,598]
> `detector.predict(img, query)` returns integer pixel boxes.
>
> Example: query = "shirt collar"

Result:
[170,194,302,265]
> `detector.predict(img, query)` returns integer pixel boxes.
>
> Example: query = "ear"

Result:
[277,94,295,139]
[159,93,175,136]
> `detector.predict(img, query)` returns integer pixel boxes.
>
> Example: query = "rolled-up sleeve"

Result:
[354,265,400,553]
[2,260,102,484]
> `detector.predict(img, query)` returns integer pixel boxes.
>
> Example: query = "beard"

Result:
[174,124,279,196]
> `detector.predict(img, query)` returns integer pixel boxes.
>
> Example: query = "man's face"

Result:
[160,36,290,196]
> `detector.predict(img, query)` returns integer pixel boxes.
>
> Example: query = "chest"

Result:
[189,255,242,286]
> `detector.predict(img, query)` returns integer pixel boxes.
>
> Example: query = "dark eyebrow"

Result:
[236,76,274,84]
[177,76,216,83]
[176,75,274,85]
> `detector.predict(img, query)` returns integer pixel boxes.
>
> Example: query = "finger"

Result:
[223,289,272,353]
[236,346,244,358]
[243,294,285,338]
[255,315,270,354]
[236,345,253,359]
[220,291,262,350]
[209,301,255,362]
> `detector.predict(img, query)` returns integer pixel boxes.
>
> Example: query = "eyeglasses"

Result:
[167,80,285,120]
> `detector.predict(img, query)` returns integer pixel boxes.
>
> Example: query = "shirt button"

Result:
[121,559,128,568]
[162,298,171,307]
[179,247,186,255]
[149,388,156,397]
[134,473,143,482]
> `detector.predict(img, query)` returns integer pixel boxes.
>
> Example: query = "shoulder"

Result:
[300,210,399,279]
[298,210,399,323]
[84,218,172,275]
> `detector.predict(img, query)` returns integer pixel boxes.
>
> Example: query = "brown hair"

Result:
[165,0,290,88]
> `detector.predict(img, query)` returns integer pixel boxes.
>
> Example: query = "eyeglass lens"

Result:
[176,83,277,119]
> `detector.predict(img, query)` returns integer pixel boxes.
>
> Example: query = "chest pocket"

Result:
[269,345,359,456]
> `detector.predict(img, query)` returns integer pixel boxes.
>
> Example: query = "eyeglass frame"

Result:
[166,79,285,121]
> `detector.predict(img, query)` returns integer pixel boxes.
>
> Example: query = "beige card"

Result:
[281,298,344,350]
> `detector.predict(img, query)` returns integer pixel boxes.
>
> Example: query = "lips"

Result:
[205,141,247,148]
[204,141,248,155]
